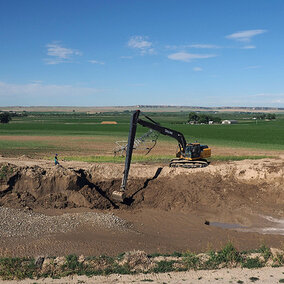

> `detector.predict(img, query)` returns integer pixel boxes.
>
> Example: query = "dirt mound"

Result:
[127,173,283,216]
[0,160,283,215]
[0,163,114,210]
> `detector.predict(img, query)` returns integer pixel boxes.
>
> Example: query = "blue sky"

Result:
[0,0,284,107]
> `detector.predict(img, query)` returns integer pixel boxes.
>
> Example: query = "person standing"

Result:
[54,153,59,165]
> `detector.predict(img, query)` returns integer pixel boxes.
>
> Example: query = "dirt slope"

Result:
[0,158,283,216]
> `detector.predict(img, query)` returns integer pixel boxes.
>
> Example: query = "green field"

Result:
[0,111,284,158]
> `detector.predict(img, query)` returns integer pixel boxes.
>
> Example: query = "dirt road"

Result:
[0,267,284,284]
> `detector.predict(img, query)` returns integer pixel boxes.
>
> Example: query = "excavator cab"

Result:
[183,143,211,160]
[184,143,202,159]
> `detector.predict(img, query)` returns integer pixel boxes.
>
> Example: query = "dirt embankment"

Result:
[0,158,283,218]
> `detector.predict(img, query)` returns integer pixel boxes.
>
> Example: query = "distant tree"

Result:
[198,114,210,124]
[188,112,199,123]
[212,116,222,123]
[256,113,266,120]
[266,113,276,120]
[188,112,221,124]
[0,112,11,123]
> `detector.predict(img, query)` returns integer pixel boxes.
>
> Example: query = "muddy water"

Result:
[240,215,284,235]
[210,215,284,236]
[209,222,245,229]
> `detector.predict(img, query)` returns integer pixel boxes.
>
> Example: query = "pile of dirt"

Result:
[0,160,283,215]
[0,163,114,210]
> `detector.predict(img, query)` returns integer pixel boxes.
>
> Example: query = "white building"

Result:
[221,120,238,124]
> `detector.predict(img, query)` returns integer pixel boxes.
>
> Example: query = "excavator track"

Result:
[169,158,209,168]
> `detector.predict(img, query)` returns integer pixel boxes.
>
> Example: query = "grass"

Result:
[0,244,283,280]
[201,243,243,269]
[0,165,9,180]
[0,257,36,280]
[58,154,273,164]
[61,155,173,163]
[242,258,264,269]
[0,164,14,181]
[182,252,200,270]
[0,111,284,161]
[153,261,175,273]
[258,245,272,262]
[0,140,55,150]
[210,155,275,161]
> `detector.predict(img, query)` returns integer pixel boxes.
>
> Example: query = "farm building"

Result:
[101,121,118,124]
[221,120,238,124]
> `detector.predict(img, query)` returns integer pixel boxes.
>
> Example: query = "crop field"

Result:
[0,111,284,160]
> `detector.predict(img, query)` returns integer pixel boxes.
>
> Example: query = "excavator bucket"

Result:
[111,190,126,203]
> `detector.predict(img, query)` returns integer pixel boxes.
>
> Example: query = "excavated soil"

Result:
[1,159,284,215]
[0,157,284,257]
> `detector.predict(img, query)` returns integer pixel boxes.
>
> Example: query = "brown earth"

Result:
[0,156,284,257]
[0,135,281,158]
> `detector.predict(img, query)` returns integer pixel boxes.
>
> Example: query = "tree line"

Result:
[0,112,12,123]
[254,113,276,120]
[188,111,277,124]
[0,111,29,123]
[188,112,221,124]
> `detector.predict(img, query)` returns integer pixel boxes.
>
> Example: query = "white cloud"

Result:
[88,60,105,65]
[242,45,256,49]
[166,44,220,50]
[165,45,176,49]
[244,65,261,69]
[128,36,154,55]
[45,42,82,64]
[193,67,203,72]
[188,44,220,49]
[168,52,216,62]
[128,36,152,49]
[250,93,284,98]
[0,81,102,105]
[226,29,266,42]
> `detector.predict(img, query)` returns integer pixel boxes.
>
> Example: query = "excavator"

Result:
[112,110,211,202]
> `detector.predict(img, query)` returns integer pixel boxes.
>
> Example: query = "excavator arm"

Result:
[112,110,188,202]
[137,117,187,150]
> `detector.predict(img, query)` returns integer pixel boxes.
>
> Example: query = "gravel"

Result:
[0,207,132,238]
